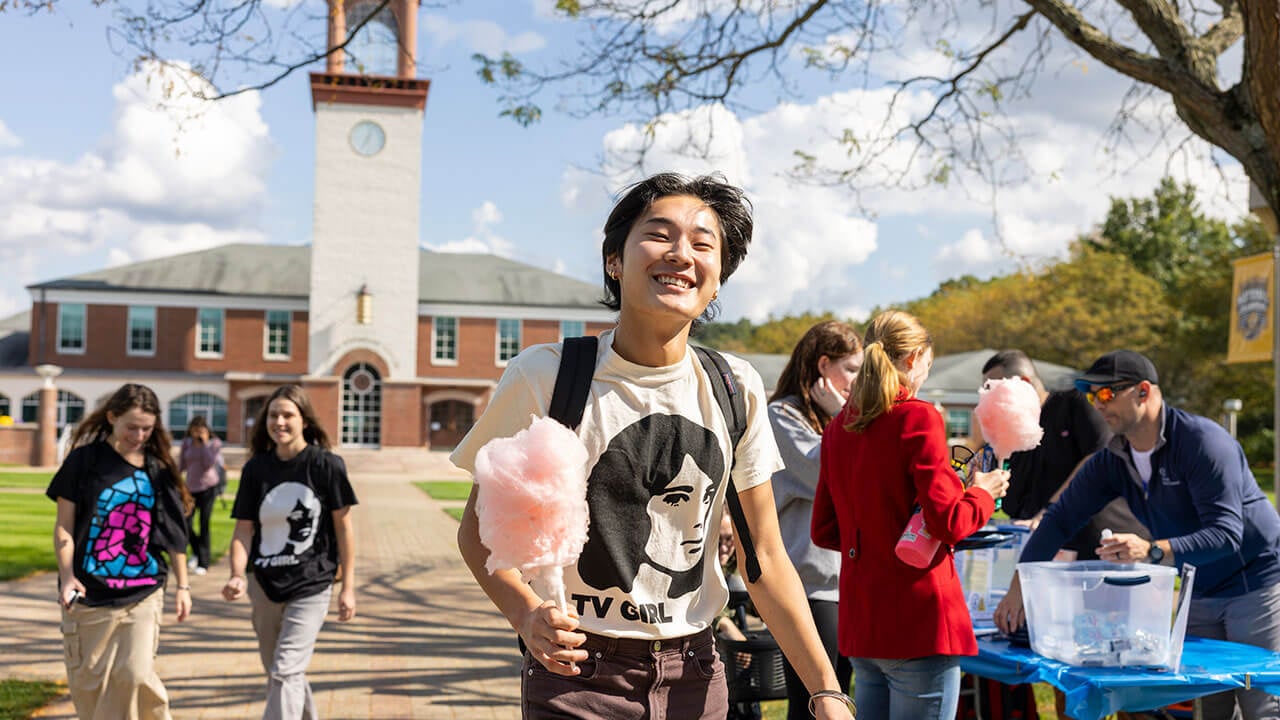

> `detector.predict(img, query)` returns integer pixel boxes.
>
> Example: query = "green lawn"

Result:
[414,480,473,501]
[414,480,472,523]
[0,472,52,490]
[0,679,61,720]
[0,480,240,581]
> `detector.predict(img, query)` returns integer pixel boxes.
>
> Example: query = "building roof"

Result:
[920,348,1080,405]
[29,243,607,308]
[0,311,29,368]
[730,347,1081,402]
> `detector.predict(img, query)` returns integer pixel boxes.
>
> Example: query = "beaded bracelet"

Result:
[176,585,191,591]
[808,689,856,717]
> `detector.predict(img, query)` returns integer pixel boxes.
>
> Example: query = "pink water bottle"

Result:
[896,505,941,568]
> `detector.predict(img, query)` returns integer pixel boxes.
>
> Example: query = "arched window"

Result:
[341,363,382,447]
[0,393,10,419]
[169,393,229,440]
[21,390,86,428]
[347,1,400,76]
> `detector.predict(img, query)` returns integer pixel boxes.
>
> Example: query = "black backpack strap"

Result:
[549,336,598,430]
[693,346,760,583]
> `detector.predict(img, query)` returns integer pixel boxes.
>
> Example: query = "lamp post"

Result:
[1223,398,1243,439]
[33,364,62,467]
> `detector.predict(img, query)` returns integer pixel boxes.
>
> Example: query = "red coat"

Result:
[812,395,995,659]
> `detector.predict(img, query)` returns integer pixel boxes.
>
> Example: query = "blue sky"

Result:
[0,0,1254,326]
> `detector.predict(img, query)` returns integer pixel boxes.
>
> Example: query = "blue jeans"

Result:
[850,655,961,720]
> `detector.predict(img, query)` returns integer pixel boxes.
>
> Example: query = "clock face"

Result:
[350,120,386,157]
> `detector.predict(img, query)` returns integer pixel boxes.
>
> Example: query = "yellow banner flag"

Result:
[1229,253,1273,363]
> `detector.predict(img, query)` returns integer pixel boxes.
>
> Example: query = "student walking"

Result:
[222,385,358,720]
[48,382,193,720]
[179,416,225,575]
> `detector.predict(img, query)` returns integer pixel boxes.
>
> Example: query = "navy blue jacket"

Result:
[1021,404,1280,598]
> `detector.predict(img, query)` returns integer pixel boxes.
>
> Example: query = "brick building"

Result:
[0,0,614,462]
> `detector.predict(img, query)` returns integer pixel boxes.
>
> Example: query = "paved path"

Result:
[2,465,524,719]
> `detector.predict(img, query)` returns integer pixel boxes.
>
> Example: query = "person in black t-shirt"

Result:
[222,385,357,720]
[981,350,1147,559]
[47,383,193,720]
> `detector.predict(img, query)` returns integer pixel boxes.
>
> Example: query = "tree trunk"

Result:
[1241,0,1280,223]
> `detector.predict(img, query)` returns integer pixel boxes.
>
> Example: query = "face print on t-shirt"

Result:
[257,481,322,565]
[84,470,160,589]
[579,414,725,598]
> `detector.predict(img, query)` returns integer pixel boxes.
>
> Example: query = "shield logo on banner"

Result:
[1237,278,1270,340]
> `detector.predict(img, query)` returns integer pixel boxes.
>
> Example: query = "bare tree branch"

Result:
[1198,5,1245,57]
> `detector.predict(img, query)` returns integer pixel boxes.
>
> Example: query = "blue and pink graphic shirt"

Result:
[48,441,184,607]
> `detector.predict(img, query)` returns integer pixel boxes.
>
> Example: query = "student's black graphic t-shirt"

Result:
[232,445,358,603]
[46,441,186,607]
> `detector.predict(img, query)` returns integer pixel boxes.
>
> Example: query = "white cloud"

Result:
[426,200,516,256]
[0,120,19,150]
[564,103,880,322]
[422,15,546,56]
[0,62,272,312]
[564,63,1249,319]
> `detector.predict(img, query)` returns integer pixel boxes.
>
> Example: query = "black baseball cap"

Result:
[1074,350,1159,392]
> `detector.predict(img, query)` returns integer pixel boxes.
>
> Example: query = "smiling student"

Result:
[47,382,193,720]
[222,385,357,720]
[454,173,854,720]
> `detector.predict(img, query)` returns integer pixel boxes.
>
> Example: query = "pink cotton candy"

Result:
[974,377,1044,461]
[474,415,590,606]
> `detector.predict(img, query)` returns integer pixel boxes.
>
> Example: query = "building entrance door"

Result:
[341,363,382,447]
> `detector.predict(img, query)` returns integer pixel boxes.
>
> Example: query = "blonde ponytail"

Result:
[844,311,933,433]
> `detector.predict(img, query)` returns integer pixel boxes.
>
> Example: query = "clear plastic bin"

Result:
[1018,560,1177,667]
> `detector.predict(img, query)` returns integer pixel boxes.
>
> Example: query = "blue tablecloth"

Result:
[959,637,1280,720]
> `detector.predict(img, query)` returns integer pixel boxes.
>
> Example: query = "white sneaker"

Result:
[192,566,208,576]
[187,557,198,570]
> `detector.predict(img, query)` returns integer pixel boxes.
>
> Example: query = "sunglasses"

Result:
[1085,383,1136,405]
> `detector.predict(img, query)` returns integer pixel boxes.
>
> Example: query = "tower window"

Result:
[346,1,400,76]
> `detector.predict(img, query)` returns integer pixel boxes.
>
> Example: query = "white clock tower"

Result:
[308,0,428,385]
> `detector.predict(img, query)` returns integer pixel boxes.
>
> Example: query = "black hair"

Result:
[600,172,753,326]
[982,349,1039,381]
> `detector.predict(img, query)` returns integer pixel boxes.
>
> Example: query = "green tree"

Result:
[698,312,852,354]
[1086,178,1274,458]
[904,244,1170,368]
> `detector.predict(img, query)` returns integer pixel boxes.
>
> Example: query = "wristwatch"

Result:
[1148,542,1165,563]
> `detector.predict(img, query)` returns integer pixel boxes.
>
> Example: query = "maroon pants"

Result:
[522,628,728,720]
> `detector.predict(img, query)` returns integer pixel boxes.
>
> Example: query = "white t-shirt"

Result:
[1132,446,1155,490]
[451,329,782,639]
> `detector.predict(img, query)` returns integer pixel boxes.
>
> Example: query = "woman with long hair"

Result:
[454,173,854,720]
[812,310,1009,720]
[768,320,861,718]
[221,385,357,720]
[47,382,193,720]
[179,415,224,575]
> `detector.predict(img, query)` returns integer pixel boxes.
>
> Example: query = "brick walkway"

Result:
[2,465,523,719]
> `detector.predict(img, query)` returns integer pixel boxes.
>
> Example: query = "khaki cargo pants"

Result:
[60,588,171,720]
